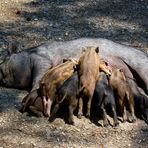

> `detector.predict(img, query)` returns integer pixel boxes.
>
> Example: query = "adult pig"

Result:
[0,38,147,94]
[0,48,52,90]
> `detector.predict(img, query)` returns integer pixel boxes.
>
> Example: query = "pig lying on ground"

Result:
[49,72,79,125]
[39,60,77,117]
[109,69,136,123]
[20,89,44,117]
[0,38,147,94]
[93,72,119,127]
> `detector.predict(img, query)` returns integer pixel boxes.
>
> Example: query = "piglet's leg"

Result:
[43,96,52,117]
[123,106,127,123]
[86,98,92,118]
[77,97,83,119]
[68,99,78,125]
[129,104,136,123]
[49,103,60,122]
[43,96,48,116]
[46,99,52,117]
[68,105,75,125]
[101,104,109,127]
[111,106,119,127]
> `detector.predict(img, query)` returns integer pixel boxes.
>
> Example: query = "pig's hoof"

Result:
[128,118,136,123]
[19,108,24,113]
[103,122,109,127]
[132,119,136,123]
[44,112,49,117]
[68,120,75,125]
[114,121,119,127]
[48,117,55,122]
[77,113,83,119]
[86,113,90,118]
[36,113,43,117]
[122,118,127,123]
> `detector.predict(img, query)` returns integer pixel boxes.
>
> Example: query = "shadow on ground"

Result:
[0,88,27,112]
[0,0,147,52]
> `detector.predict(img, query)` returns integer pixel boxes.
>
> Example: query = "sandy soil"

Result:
[0,0,148,147]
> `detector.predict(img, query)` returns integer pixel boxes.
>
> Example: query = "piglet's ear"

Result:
[63,59,68,63]
[82,47,86,52]
[73,64,79,72]
[95,47,99,53]
[103,61,108,66]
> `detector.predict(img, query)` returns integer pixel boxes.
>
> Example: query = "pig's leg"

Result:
[129,103,136,123]
[68,98,78,125]
[49,103,60,122]
[68,105,75,125]
[126,92,136,123]
[100,104,109,127]
[141,109,148,124]
[77,97,83,119]
[118,97,127,122]
[86,95,93,118]
[43,96,52,117]
[20,103,26,113]
[20,96,32,113]
[111,105,119,127]
[123,106,127,123]
[29,106,43,117]
[43,96,48,116]
[46,98,52,117]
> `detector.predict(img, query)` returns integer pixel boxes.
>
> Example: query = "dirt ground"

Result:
[0,0,148,147]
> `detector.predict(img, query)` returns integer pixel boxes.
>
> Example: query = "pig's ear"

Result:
[104,61,108,66]
[95,47,99,53]
[82,47,86,52]
[63,59,68,63]
[73,64,79,72]
[7,42,19,55]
